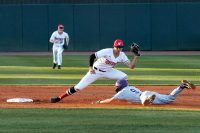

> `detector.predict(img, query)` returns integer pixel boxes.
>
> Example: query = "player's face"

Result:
[58,27,64,33]
[114,46,123,53]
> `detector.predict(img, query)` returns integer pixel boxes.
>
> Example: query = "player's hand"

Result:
[89,67,96,74]
[54,40,59,43]
[91,100,101,104]
[96,100,101,104]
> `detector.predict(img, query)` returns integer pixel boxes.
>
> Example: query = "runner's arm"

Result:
[97,97,114,104]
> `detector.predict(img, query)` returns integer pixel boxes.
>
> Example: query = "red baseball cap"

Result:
[58,24,64,29]
[114,39,124,48]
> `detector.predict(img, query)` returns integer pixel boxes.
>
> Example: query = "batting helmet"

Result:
[114,39,124,48]
[115,79,128,92]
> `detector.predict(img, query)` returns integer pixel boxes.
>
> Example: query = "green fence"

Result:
[0,3,200,52]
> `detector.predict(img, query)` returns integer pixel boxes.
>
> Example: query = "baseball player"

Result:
[51,39,140,103]
[49,24,69,69]
[95,79,196,106]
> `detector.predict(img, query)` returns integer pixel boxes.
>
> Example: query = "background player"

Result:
[49,24,69,69]
[94,79,196,106]
[51,39,140,103]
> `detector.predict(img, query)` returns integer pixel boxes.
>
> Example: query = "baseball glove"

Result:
[130,43,140,56]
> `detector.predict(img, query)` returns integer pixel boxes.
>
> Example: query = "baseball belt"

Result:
[94,67,106,72]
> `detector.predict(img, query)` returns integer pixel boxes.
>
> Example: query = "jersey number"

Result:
[130,89,140,94]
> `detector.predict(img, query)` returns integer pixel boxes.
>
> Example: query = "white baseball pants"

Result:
[74,68,127,91]
[53,45,64,66]
[140,86,184,105]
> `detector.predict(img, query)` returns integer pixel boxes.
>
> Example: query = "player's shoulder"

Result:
[63,32,69,37]
[105,48,113,51]
[63,31,68,35]
[52,31,58,34]
[116,86,129,94]
[95,48,111,57]
[124,86,132,90]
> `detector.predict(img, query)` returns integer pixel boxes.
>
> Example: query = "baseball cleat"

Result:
[58,65,61,69]
[142,94,156,106]
[50,97,61,103]
[53,63,57,69]
[181,80,196,90]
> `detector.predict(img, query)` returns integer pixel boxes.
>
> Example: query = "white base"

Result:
[6,98,33,103]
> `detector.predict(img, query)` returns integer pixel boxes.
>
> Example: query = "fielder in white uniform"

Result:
[50,39,140,103]
[95,79,196,106]
[49,24,69,69]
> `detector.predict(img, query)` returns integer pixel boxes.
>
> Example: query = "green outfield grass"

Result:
[0,108,200,133]
[0,55,199,85]
[0,54,199,133]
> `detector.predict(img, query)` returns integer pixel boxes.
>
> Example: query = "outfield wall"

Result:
[0,3,200,51]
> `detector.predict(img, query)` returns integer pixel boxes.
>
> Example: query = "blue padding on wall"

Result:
[22,5,48,51]
[74,4,100,51]
[151,3,177,50]
[125,3,151,50]
[177,3,200,50]
[0,5,22,51]
[99,4,126,49]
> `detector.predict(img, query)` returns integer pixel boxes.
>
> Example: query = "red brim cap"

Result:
[114,39,124,47]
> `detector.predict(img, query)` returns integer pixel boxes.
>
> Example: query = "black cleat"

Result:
[50,97,61,103]
[58,65,61,69]
[53,63,57,69]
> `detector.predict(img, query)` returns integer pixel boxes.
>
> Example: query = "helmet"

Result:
[114,39,124,48]
[115,79,128,92]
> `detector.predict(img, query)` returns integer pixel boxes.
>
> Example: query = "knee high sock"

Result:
[169,87,184,97]
[59,87,77,99]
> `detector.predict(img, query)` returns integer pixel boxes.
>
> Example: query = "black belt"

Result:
[94,67,106,72]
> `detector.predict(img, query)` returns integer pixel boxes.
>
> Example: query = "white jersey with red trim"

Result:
[50,30,69,66]
[93,48,130,71]
[50,31,69,47]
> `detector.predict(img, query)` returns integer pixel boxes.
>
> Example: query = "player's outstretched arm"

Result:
[96,97,114,104]
[125,56,139,69]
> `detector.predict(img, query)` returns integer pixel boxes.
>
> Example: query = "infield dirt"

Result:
[0,85,199,109]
